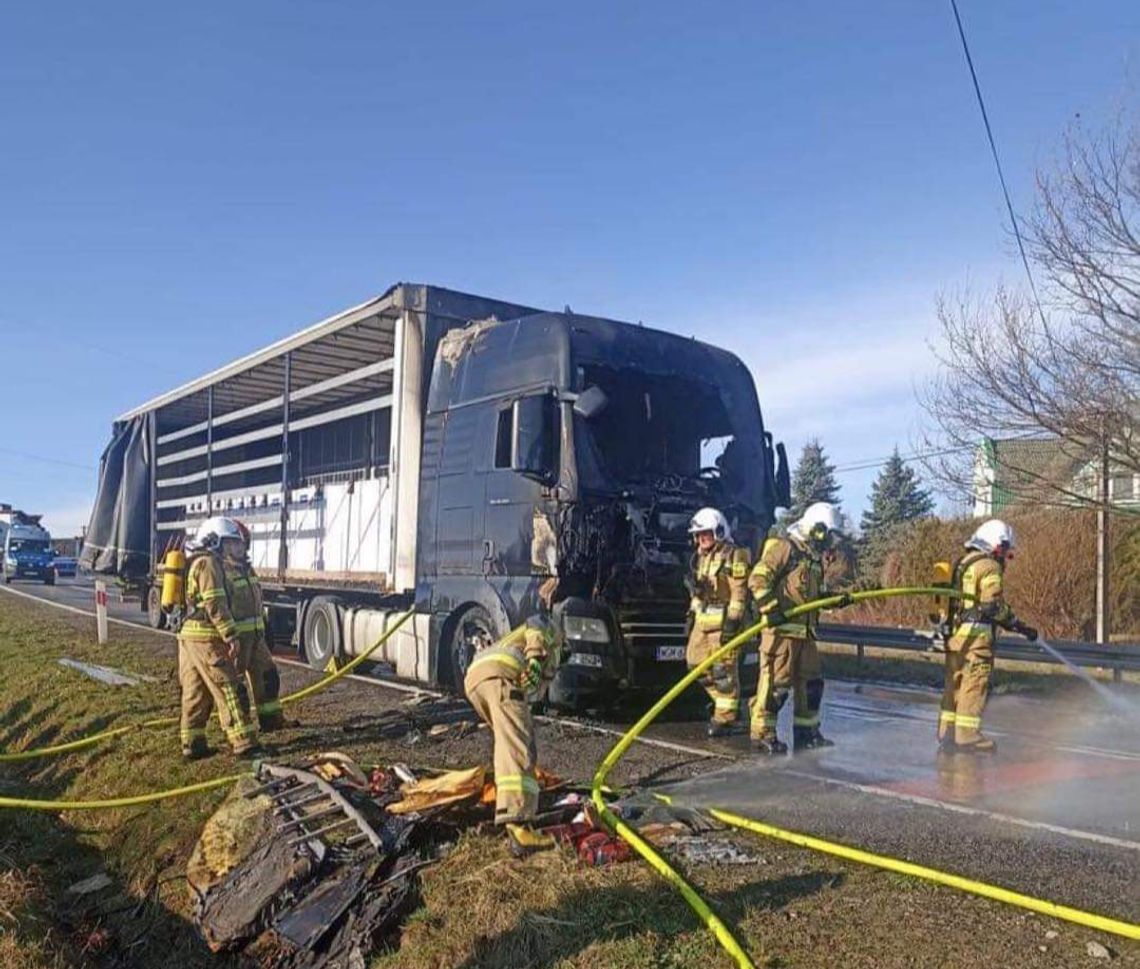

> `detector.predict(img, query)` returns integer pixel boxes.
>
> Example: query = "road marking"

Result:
[779,767,1140,853]
[0,584,727,763]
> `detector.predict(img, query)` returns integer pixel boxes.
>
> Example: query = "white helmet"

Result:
[788,502,844,546]
[688,507,731,543]
[966,519,1015,555]
[189,516,244,551]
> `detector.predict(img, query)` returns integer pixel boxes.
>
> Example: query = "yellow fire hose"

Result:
[0,773,248,812]
[710,808,1140,942]
[590,586,976,969]
[0,609,414,764]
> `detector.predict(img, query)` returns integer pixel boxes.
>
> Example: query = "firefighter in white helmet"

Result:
[939,519,1036,753]
[684,507,751,737]
[748,502,848,754]
[177,516,270,759]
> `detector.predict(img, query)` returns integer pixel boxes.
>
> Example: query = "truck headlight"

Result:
[562,615,610,643]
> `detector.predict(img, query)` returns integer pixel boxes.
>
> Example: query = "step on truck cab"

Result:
[82,283,790,708]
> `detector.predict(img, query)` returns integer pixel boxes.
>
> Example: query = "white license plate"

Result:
[568,652,604,669]
[656,646,687,662]
[743,652,758,665]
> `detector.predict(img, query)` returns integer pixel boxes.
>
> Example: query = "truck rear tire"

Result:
[303,596,344,671]
[444,605,496,692]
[147,586,167,630]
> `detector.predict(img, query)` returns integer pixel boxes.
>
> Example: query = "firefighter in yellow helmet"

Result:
[684,507,751,738]
[177,517,262,759]
[748,502,848,755]
[464,578,565,857]
[939,519,1037,754]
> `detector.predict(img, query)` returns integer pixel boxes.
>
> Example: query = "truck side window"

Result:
[494,408,513,469]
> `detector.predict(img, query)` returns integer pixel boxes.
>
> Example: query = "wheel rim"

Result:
[455,616,493,681]
[310,610,333,662]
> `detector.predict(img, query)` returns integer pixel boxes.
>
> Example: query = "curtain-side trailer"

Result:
[82,282,790,708]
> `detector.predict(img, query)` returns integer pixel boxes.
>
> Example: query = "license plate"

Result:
[655,646,686,662]
[568,652,603,669]
[743,652,758,665]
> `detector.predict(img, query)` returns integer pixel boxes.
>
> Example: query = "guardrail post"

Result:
[856,642,865,667]
[95,581,109,644]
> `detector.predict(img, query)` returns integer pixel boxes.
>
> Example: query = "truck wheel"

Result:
[303,596,344,671]
[445,606,496,691]
[147,586,167,630]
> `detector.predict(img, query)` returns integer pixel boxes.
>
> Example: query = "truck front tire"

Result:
[303,596,345,671]
[444,605,496,692]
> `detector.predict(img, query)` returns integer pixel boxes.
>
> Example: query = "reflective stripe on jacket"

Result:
[689,541,751,631]
[748,535,822,636]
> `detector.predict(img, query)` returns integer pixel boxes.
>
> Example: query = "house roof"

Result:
[981,436,1089,501]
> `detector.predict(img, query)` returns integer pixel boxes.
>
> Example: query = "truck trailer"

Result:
[82,283,790,707]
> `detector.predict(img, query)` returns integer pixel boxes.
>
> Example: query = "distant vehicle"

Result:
[52,555,78,578]
[0,510,55,585]
[83,283,790,708]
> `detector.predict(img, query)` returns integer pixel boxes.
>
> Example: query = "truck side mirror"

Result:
[572,385,608,420]
[775,441,792,508]
[513,394,556,481]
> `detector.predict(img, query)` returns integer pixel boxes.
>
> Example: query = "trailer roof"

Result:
[115,286,401,422]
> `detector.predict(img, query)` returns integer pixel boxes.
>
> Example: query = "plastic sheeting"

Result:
[80,415,151,577]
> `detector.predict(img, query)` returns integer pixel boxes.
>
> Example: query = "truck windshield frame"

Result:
[573,362,765,512]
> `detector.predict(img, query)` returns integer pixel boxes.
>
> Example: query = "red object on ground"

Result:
[543,822,595,846]
[576,831,633,867]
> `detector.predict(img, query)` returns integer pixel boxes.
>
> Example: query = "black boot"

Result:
[182,740,212,761]
[707,720,743,738]
[750,735,788,756]
[794,727,834,750]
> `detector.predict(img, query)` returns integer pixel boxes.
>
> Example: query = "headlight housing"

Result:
[561,615,610,643]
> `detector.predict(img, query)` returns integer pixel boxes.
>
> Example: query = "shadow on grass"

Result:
[449,869,840,969]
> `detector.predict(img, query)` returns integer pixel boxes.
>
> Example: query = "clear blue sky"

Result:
[1,1,1136,536]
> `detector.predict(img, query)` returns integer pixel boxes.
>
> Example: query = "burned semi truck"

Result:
[82,283,790,707]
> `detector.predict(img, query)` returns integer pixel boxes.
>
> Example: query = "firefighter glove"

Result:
[833,592,855,609]
[720,616,743,646]
[1014,621,1039,642]
[519,657,543,692]
[763,607,787,630]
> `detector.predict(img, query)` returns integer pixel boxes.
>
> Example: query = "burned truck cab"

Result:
[418,310,787,708]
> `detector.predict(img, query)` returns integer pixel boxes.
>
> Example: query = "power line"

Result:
[0,447,94,474]
[948,0,1049,329]
[832,444,973,475]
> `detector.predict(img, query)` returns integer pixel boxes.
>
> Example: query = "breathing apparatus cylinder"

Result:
[160,549,187,610]
[930,561,953,626]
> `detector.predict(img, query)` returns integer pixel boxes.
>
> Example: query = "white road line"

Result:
[0,584,726,762]
[779,767,1140,853]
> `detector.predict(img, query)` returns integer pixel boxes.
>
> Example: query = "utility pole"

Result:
[1096,425,1111,644]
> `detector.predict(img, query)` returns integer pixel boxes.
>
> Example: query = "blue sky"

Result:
[0,1,1137,536]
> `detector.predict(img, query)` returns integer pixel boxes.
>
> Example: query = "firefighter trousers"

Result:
[465,676,539,824]
[940,631,994,746]
[749,632,824,739]
[686,626,740,725]
[178,638,260,754]
[238,634,283,729]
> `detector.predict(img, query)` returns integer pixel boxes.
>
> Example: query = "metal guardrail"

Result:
[816,622,1140,682]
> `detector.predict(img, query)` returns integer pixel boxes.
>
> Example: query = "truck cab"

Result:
[419,311,788,707]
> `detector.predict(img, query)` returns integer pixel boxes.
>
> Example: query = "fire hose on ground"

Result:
[0,609,414,765]
[589,586,1140,968]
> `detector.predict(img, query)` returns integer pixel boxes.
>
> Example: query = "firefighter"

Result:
[229,520,284,732]
[939,519,1037,754]
[463,578,565,857]
[178,517,261,759]
[748,502,846,754]
[684,507,751,738]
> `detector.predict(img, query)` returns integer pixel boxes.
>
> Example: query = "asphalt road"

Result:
[7,575,1140,933]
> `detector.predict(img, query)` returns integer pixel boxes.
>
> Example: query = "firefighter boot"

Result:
[793,727,834,750]
[751,735,788,756]
[182,738,212,761]
[955,735,997,755]
[707,720,743,738]
[506,824,556,858]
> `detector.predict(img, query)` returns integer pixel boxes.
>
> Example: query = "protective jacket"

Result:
[747,535,823,638]
[689,541,750,633]
[950,551,1016,641]
[464,615,563,702]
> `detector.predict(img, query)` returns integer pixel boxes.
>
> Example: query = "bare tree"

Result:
[920,119,1140,508]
